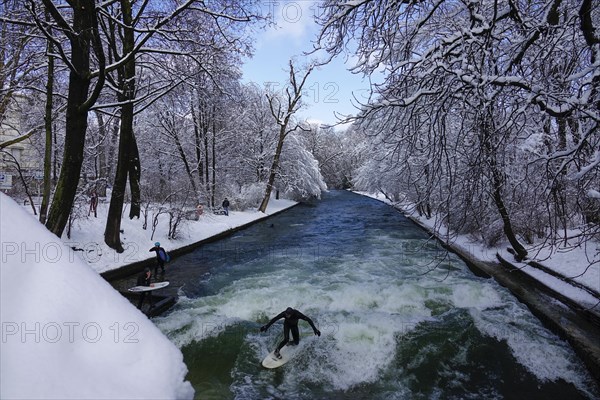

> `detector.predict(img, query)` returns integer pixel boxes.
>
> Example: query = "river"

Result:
[153,190,599,399]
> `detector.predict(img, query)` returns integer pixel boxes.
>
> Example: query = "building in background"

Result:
[0,93,43,194]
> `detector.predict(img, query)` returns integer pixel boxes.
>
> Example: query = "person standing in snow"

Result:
[136,268,153,309]
[88,190,98,217]
[222,198,230,216]
[260,307,321,359]
[149,242,168,276]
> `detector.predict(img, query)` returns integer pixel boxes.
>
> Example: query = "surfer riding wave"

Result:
[260,307,321,359]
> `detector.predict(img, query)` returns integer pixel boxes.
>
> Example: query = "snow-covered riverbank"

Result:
[62,197,297,274]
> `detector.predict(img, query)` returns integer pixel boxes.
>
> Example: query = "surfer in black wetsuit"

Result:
[149,242,167,277]
[136,268,153,309]
[260,307,321,359]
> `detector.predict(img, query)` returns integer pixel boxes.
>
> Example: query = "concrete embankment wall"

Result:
[100,204,299,281]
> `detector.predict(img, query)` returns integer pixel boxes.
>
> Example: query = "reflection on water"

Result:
[154,191,599,399]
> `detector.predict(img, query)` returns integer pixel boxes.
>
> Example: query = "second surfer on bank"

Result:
[260,307,321,359]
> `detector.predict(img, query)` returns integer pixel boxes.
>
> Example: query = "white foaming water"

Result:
[154,226,598,398]
[470,297,596,396]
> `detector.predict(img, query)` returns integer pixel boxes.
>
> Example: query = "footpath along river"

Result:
[151,190,599,399]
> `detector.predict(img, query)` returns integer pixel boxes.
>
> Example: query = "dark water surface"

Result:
[153,190,599,399]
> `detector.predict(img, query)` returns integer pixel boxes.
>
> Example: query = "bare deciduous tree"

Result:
[258,61,313,213]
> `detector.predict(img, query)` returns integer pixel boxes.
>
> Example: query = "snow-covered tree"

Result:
[316,0,600,262]
[304,124,362,189]
[278,132,327,200]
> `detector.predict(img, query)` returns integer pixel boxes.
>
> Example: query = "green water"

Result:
[154,191,599,399]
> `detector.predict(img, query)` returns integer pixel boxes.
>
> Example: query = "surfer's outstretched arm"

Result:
[260,311,285,332]
[297,311,321,336]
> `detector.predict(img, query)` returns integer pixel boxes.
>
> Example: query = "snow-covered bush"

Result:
[237,182,266,209]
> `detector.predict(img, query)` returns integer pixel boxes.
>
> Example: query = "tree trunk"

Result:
[104,110,131,253]
[191,100,204,194]
[128,133,141,218]
[258,125,286,212]
[44,0,104,237]
[104,0,136,252]
[53,121,58,181]
[204,116,210,200]
[211,105,216,207]
[490,169,527,261]
[45,58,91,236]
[158,157,167,195]
[481,117,527,261]
[172,123,197,196]
[39,18,54,224]
[257,130,264,182]
[95,110,108,196]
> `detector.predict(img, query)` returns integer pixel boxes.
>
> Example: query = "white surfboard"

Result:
[128,281,170,292]
[261,344,299,369]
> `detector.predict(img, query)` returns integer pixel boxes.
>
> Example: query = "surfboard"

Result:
[128,281,170,292]
[261,344,299,369]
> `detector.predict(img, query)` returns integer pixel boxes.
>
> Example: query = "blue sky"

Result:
[241,1,373,128]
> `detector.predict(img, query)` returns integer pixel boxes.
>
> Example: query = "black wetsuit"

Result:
[136,271,152,309]
[222,199,230,216]
[149,246,166,275]
[263,308,320,352]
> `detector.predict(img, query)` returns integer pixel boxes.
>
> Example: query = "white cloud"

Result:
[262,1,318,43]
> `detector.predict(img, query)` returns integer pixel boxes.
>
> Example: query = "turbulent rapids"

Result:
[154,191,599,399]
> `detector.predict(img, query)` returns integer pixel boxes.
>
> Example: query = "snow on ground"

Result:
[356,191,600,312]
[64,197,296,274]
[0,193,195,399]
